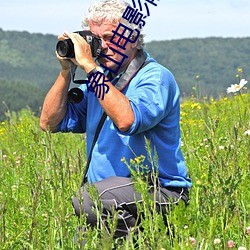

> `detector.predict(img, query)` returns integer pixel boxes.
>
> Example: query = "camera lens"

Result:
[68,88,84,103]
[56,39,74,58]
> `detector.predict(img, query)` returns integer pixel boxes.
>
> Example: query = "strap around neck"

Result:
[114,50,147,91]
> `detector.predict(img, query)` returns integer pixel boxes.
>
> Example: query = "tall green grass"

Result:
[0,93,249,249]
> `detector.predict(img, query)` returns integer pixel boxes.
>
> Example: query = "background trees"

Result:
[0,28,249,120]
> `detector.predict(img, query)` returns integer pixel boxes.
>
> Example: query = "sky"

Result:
[0,0,250,42]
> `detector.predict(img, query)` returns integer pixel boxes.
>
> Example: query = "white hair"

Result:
[82,0,145,49]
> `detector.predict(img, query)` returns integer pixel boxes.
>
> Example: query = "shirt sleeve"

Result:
[119,63,180,135]
[57,85,88,133]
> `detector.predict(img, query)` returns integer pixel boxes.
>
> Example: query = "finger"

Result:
[55,51,64,59]
[57,31,70,40]
[64,30,76,40]
[58,35,66,41]
[55,50,79,66]
[65,31,86,43]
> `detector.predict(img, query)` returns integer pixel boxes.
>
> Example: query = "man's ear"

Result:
[131,39,138,49]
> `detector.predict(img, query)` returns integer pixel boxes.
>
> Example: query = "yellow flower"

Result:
[135,157,141,164]
[237,67,243,73]
[130,159,135,165]
[191,103,201,109]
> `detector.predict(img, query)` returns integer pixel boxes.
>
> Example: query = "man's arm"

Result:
[89,75,135,132]
[64,31,135,132]
[40,68,71,132]
[40,32,88,132]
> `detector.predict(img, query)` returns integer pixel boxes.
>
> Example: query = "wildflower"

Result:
[42,213,48,221]
[196,180,202,185]
[244,130,250,136]
[135,157,141,164]
[218,145,224,150]
[191,103,201,109]
[227,79,248,93]
[246,226,250,235]
[189,237,196,246]
[20,207,25,214]
[12,185,18,192]
[238,247,246,250]
[130,159,135,165]
[237,67,243,73]
[214,238,221,244]
[228,240,235,248]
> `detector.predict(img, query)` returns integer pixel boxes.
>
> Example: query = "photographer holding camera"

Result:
[40,0,192,244]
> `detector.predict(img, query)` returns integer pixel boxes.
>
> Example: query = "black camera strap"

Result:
[81,50,150,186]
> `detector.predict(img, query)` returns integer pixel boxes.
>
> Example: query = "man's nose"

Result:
[101,38,109,49]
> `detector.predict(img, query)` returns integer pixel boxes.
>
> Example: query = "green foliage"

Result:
[0,93,249,249]
[1,29,250,120]
[145,37,250,98]
[0,29,61,121]
[0,29,60,86]
[0,109,85,249]
[0,79,46,121]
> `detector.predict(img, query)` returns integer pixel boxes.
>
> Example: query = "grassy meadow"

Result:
[0,90,249,249]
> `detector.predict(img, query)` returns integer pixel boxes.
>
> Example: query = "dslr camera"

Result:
[56,30,102,58]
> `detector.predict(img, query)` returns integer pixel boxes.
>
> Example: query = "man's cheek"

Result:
[109,37,127,50]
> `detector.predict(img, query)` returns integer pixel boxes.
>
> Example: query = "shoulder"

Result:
[137,52,178,88]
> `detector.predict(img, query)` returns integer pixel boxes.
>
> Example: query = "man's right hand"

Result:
[56,33,79,71]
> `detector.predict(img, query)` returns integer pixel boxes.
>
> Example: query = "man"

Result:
[40,0,192,242]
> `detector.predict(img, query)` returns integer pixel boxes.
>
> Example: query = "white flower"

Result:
[244,130,250,136]
[227,79,248,93]
[189,237,196,245]
[214,238,221,244]
[238,247,246,250]
[20,207,25,214]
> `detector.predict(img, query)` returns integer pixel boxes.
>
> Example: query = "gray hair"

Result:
[82,0,145,49]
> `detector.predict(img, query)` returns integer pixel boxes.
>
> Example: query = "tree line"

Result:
[0,28,249,120]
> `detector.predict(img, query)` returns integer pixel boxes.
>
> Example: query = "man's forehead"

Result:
[90,20,119,35]
[90,19,118,27]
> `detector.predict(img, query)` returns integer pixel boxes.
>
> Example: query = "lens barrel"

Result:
[68,88,84,103]
[56,39,75,58]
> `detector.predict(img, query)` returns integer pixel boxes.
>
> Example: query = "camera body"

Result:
[56,30,102,58]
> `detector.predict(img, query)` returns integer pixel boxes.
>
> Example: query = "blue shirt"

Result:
[58,52,192,188]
